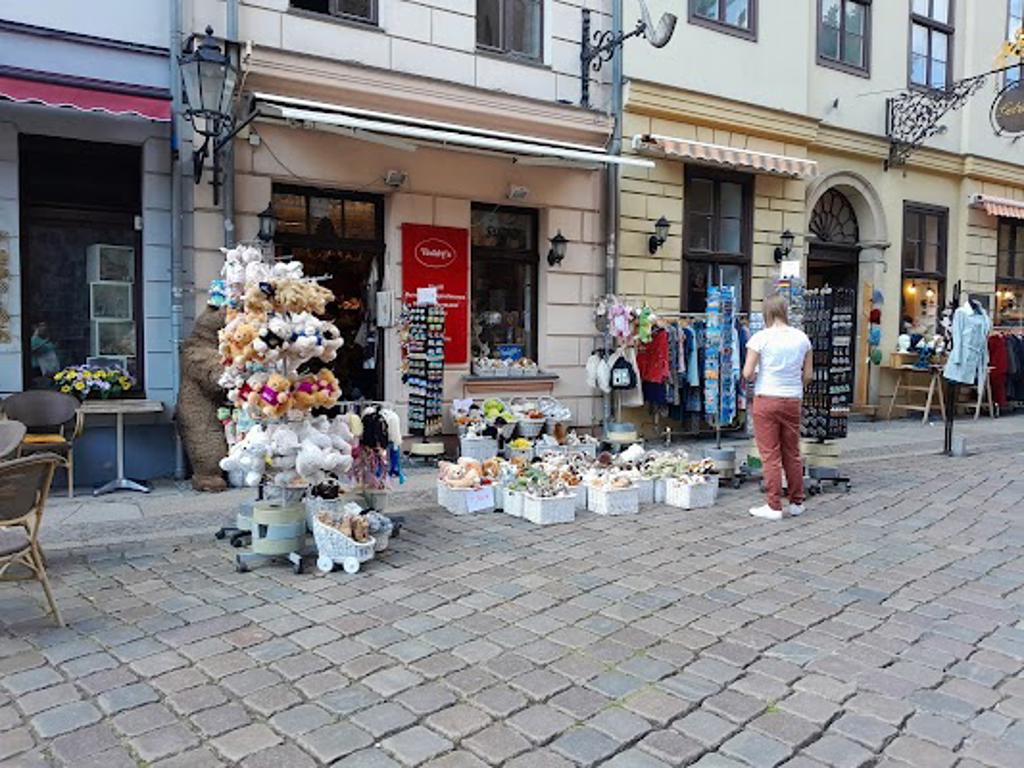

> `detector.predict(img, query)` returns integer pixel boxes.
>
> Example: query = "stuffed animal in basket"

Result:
[253,373,292,418]
[275,279,334,315]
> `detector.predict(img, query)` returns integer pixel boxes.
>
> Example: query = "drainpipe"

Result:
[602,0,624,428]
[223,0,238,248]
[170,0,185,480]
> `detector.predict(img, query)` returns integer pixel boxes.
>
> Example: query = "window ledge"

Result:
[817,56,870,79]
[286,9,383,35]
[688,14,756,42]
[475,47,550,71]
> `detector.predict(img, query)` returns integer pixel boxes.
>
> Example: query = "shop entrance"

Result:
[272,185,385,401]
[807,187,861,294]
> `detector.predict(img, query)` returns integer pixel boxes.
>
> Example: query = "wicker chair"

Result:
[3,391,82,498]
[0,454,62,626]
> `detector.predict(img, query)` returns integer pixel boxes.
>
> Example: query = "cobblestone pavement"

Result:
[2,424,1024,767]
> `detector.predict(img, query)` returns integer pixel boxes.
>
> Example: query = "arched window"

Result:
[810,189,859,245]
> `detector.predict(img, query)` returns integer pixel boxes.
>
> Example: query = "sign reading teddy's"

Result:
[401,223,469,364]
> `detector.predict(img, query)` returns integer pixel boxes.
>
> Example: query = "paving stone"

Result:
[320,684,382,715]
[268,703,332,737]
[883,735,957,768]
[625,687,692,726]
[190,703,251,737]
[803,734,875,768]
[549,686,611,720]
[47,722,119,762]
[509,668,571,701]
[243,682,302,716]
[603,748,673,768]
[674,708,738,747]
[210,723,282,763]
[471,684,528,718]
[381,725,453,766]
[703,690,766,724]
[17,683,80,716]
[130,723,201,762]
[29,700,101,738]
[112,702,178,736]
[352,702,418,739]
[830,713,896,751]
[588,707,652,744]
[778,692,840,727]
[240,743,316,768]
[550,726,618,767]
[334,748,403,768]
[638,729,704,766]
[96,682,158,714]
[504,704,573,746]
[423,750,490,768]
[167,684,228,715]
[960,735,1024,768]
[397,682,458,716]
[909,690,980,722]
[3,667,63,696]
[720,730,791,767]
[904,712,968,749]
[464,723,532,765]
[748,710,820,749]
[844,693,913,726]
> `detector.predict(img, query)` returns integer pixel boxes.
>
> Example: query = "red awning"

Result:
[0,75,170,121]
[973,194,1024,221]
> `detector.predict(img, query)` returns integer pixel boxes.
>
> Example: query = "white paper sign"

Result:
[779,259,802,279]
[417,286,438,305]
[465,486,494,512]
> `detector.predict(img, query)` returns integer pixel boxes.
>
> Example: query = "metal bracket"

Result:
[579,9,647,109]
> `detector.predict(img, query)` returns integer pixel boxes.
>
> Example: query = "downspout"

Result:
[170,0,185,480]
[602,0,624,428]
[223,0,238,248]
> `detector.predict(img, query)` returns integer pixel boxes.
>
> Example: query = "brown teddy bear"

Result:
[177,306,228,492]
[275,279,333,315]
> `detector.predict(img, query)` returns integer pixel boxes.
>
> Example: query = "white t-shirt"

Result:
[747,325,812,399]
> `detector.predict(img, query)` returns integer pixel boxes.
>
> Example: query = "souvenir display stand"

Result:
[215,242,398,574]
[454,396,590,463]
[402,303,447,461]
[801,286,854,493]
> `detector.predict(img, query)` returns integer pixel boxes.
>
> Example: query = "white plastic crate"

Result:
[567,484,587,510]
[654,478,668,504]
[460,436,498,462]
[588,485,639,516]
[507,446,534,462]
[504,489,524,517]
[523,494,575,525]
[440,485,495,515]
[665,478,716,510]
[636,478,654,505]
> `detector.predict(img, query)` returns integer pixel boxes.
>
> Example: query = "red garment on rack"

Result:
[637,328,670,383]
[988,334,1009,408]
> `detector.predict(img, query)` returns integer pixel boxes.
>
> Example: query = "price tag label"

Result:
[465,486,494,512]
[417,286,438,305]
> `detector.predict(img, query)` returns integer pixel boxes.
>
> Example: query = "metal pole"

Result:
[602,0,623,432]
[223,0,239,248]
[170,0,186,480]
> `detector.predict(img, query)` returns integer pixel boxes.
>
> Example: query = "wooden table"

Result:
[461,373,559,397]
[885,365,946,423]
[80,399,164,495]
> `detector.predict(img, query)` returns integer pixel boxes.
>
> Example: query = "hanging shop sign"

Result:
[992,82,1024,136]
[402,223,469,364]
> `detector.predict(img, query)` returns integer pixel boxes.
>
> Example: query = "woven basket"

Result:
[312,516,375,573]
[517,418,546,438]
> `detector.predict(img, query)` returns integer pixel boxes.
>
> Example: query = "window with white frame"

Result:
[476,0,542,61]
[291,0,376,25]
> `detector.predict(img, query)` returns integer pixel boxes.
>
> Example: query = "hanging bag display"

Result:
[609,353,638,390]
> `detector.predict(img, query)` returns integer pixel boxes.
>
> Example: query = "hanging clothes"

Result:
[637,328,670,383]
[943,305,990,385]
[988,334,1009,408]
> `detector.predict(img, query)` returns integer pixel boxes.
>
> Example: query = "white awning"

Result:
[970,193,1024,220]
[632,133,818,179]
[251,92,653,169]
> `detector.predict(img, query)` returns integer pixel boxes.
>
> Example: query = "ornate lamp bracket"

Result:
[885,74,989,170]
[579,10,647,109]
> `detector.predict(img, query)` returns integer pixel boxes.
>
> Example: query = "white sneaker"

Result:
[749,504,784,520]
[787,503,805,517]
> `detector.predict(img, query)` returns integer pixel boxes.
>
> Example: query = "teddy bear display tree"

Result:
[217,242,355,492]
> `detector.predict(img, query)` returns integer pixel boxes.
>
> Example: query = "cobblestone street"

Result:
[2,420,1024,768]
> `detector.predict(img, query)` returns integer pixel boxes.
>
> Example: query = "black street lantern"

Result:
[257,203,277,243]
[648,215,670,254]
[180,26,240,138]
[774,229,795,263]
[547,231,569,267]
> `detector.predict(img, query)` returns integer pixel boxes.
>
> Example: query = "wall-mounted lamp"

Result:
[257,203,277,243]
[925,287,935,300]
[773,229,795,263]
[906,281,917,295]
[648,216,670,254]
[547,230,568,267]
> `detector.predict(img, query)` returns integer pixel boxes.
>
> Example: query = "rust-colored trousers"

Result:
[752,395,804,511]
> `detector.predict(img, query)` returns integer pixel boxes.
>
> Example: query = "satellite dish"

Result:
[637,0,677,48]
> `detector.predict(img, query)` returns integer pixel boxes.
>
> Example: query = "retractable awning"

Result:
[0,74,170,121]
[632,133,817,179]
[970,193,1024,220]
[252,92,653,169]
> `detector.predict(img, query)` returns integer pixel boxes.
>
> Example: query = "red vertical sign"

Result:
[401,223,469,364]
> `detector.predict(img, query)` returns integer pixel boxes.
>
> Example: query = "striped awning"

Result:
[632,133,817,179]
[971,194,1024,220]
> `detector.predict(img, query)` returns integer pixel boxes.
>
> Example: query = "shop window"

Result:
[901,202,947,333]
[477,0,542,60]
[996,218,1024,325]
[19,136,143,391]
[683,169,751,312]
[818,0,870,75]
[690,0,756,39]
[1009,0,1023,84]
[291,0,376,24]
[271,185,384,400]
[470,206,538,362]
[910,0,952,90]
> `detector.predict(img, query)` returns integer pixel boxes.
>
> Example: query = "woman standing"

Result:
[742,294,812,520]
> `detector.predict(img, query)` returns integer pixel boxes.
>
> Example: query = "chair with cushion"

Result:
[2,391,82,498]
[0,454,62,626]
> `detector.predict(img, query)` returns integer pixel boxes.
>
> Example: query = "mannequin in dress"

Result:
[944,294,990,386]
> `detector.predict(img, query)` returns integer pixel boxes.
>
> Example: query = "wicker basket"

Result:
[311,515,376,574]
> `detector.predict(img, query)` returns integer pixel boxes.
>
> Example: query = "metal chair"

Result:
[0,454,62,626]
[3,391,82,498]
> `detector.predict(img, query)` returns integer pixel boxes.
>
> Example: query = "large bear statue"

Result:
[177,306,228,491]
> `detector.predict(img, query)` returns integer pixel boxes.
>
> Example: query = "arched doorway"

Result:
[807,188,860,292]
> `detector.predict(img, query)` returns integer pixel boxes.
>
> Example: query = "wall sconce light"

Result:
[773,229,795,263]
[648,216,670,254]
[907,281,917,295]
[257,203,277,243]
[547,230,568,267]
[925,287,935,300]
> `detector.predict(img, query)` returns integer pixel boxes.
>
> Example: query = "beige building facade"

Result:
[618,0,1024,409]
